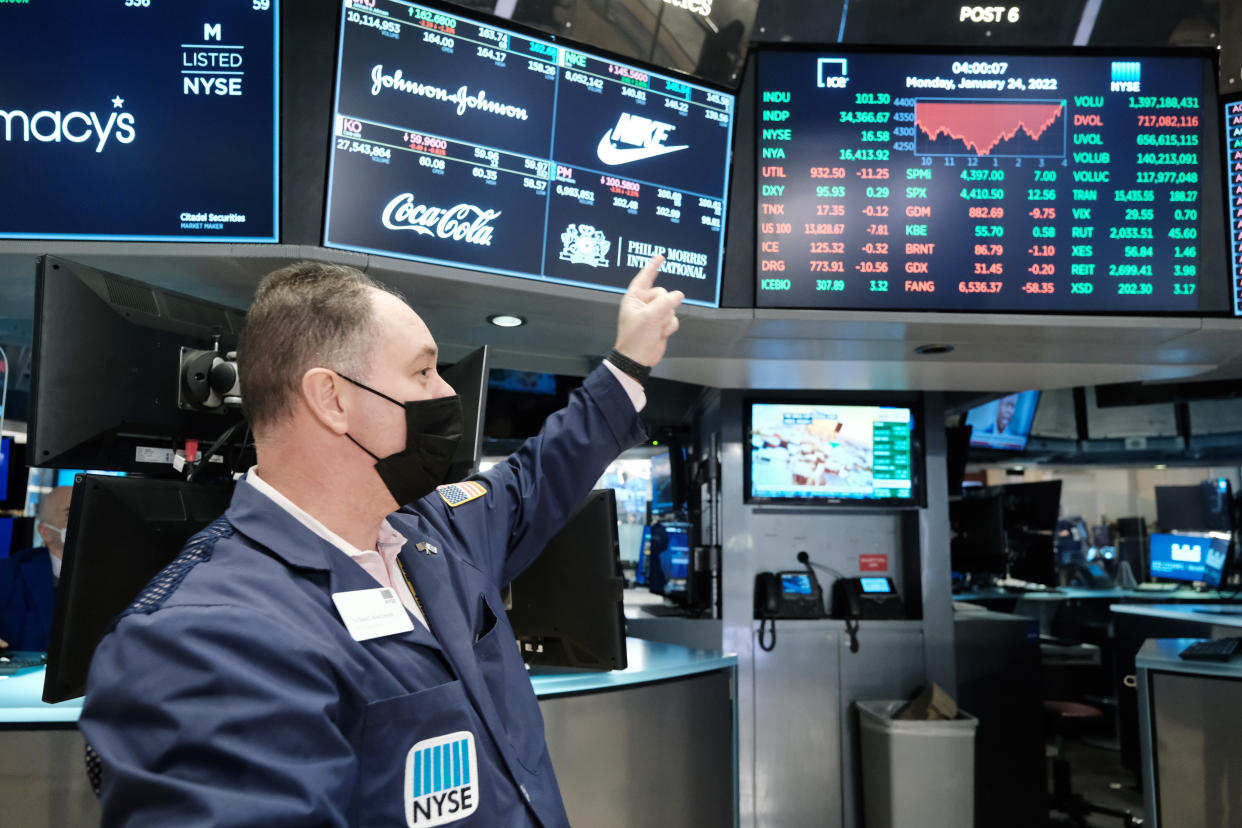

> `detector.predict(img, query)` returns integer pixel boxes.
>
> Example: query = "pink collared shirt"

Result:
[246,468,428,629]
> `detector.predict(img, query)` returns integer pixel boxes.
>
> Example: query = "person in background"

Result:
[0,485,71,651]
[983,393,1019,435]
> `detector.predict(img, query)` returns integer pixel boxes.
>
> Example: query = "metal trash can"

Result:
[857,700,978,828]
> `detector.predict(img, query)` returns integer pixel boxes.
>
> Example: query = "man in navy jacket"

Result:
[80,256,681,827]
[0,485,71,651]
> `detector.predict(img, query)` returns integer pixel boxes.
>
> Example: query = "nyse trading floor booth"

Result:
[708,390,955,828]
[0,640,736,828]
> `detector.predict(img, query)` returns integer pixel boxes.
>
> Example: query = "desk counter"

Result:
[1134,639,1242,828]
[1111,603,1242,626]
[1,638,739,828]
[0,637,736,726]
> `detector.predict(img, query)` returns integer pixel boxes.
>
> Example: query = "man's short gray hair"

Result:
[238,261,402,433]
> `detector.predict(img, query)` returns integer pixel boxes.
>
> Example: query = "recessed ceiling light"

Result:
[488,314,526,328]
[914,344,954,355]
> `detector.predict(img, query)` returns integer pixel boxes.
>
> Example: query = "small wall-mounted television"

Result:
[745,401,923,507]
[965,391,1041,452]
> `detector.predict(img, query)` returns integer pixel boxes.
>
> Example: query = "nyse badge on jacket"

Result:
[404,731,479,827]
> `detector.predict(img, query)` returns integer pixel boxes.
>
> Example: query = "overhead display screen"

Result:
[0,0,279,242]
[746,402,918,505]
[324,0,734,306]
[755,50,1228,314]
[1224,99,1242,316]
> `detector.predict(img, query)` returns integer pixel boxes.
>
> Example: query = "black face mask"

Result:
[338,374,463,506]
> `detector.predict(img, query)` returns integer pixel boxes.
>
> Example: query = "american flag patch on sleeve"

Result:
[437,481,488,507]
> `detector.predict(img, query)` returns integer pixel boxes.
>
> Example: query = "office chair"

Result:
[1043,700,1142,827]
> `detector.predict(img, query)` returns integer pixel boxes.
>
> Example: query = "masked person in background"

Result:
[0,485,71,652]
[81,255,682,827]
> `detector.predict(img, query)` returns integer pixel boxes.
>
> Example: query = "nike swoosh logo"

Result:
[596,132,689,165]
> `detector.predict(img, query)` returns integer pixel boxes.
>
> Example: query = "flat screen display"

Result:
[755,49,1227,313]
[781,573,813,595]
[0,1,279,242]
[1224,99,1242,315]
[1148,531,1229,584]
[859,577,892,593]
[325,0,734,306]
[965,390,1041,451]
[746,402,919,505]
[0,437,10,503]
[656,526,690,594]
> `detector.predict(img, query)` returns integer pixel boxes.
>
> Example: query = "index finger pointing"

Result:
[626,254,666,294]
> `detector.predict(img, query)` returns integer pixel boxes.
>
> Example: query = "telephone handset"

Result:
[754,569,827,651]
[831,576,905,620]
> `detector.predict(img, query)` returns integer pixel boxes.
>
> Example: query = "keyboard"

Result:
[1179,638,1242,661]
[0,650,47,675]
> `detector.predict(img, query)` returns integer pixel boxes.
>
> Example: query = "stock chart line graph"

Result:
[914,99,1066,157]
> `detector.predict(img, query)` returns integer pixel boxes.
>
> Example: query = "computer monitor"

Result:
[649,446,686,518]
[1147,532,1230,586]
[43,475,236,703]
[950,493,1007,576]
[506,489,627,671]
[30,256,249,474]
[55,469,127,489]
[647,523,692,599]
[0,437,26,510]
[945,425,973,498]
[1155,485,1209,532]
[634,523,653,587]
[964,391,1041,452]
[1201,478,1234,533]
[997,480,1062,587]
[0,517,34,558]
[439,346,489,483]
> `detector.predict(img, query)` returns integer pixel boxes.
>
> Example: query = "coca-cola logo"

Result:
[381,194,501,246]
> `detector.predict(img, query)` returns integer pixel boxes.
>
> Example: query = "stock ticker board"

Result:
[1225,100,1242,316]
[756,51,1230,314]
[324,0,734,306]
[0,1,279,241]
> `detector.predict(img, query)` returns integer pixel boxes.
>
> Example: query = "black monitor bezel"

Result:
[506,488,628,671]
[29,256,250,475]
[43,474,236,703]
[750,43,1231,317]
[743,394,927,509]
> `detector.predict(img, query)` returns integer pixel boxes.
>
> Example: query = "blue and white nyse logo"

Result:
[1111,61,1140,92]
[405,731,478,826]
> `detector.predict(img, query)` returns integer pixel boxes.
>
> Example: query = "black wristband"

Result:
[606,348,651,385]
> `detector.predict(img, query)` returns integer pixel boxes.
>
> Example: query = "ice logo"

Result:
[596,113,688,165]
[559,224,611,267]
[0,96,135,153]
[382,194,501,246]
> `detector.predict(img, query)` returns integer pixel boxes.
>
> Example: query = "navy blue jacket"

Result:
[80,365,645,827]
[0,546,55,651]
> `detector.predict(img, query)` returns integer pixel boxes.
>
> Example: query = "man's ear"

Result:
[301,368,351,435]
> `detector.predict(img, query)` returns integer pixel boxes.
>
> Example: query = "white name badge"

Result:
[332,587,415,642]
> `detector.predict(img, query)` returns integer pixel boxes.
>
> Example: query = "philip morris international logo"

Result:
[404,731,478,827]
